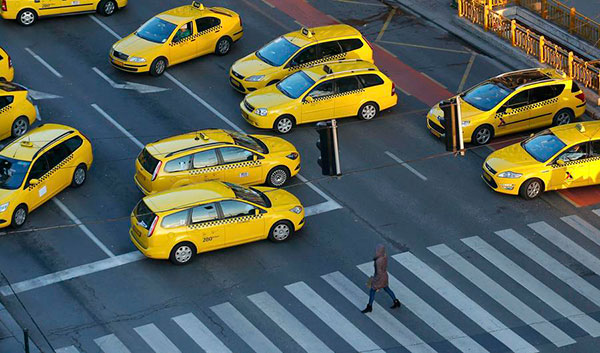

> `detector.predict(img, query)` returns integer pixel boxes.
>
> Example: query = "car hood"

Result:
[430,98,484,122]
[252,134,297,154]
[113,34,161,57]
[256,187,301,208]
[0,189,16,203]
[231,53,279,77]
[486,142,538,172]
[245,85,292,108]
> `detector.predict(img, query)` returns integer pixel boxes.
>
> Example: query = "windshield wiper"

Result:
[256,51,275,66]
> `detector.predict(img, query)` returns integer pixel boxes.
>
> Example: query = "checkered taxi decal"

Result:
[495,97,559,127]
[0,105,12,114]
[189,160,261,175]
[169,25,223,47]
[302,88,365,104]
[188,213,263,229]
[287,52,347,71]
[28,154,74,191]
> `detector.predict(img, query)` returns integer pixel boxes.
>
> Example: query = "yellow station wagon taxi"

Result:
[0,124,92,227]
[0,81,37,139]
[134,129,300,194]
[130,181,305,264]
[110,2,242,76]
[241,60,397,133]
[483,122,600,199]
[427,68,586,145]
[1,0,127,26]
[0,47,14,82]
[229,24,374,94]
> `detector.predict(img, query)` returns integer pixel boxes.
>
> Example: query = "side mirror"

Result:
[253,154,258,161]
[304,96,314,103]
[254,208,260,216]
[556,159,565,166]
[29,179,39,186]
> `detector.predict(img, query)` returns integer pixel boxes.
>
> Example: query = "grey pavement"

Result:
[0,301,40,353]
[562,0,600,22]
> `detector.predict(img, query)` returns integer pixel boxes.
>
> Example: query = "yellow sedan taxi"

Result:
[1,0,126,26]
[229,24,374,94]
[0,47,14,81]
[241,60,397,133]
[130,181,305,264]
[0,81,37,139]
[0,124,93,228]
[134,129,300,194]
[427,68,586,145]
[110,2,243,76]
[483,122,600,199]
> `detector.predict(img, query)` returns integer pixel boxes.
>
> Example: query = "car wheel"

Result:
[268,220,293,242]
[11,116,29,138]
[358,102,378,120]
[17,9,37,26]
[97,0,117,16]
[274,115,294,134]
[215,36,232,56]
[169,242,196,265]
[150,57,167,77]
[267,166,290,187]
[11,204,28,228]
[471,124,493,145]
[519,178,543,200]
[71,164,87,188]
[552,109,574,126]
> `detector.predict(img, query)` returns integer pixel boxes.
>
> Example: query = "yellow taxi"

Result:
[427,68,586,145]
[1,0,127,26]
[130,181,305,264]
[0,124,93,228]
[0,47,14,82]
[110,2,243,76]
[483,122,600,199]
[134,129,300,194]
[229,24,374,94]
[0,81,37,139]
[241,60,397,133]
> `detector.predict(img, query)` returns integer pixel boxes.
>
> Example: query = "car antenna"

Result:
[195,131,208,141]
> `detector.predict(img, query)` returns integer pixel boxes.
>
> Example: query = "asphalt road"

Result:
[1,0,599,352]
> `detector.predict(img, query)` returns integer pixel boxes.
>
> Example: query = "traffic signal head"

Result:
[316,121,335,175]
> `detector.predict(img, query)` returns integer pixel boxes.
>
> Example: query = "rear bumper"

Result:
[133,175,151,195]
[130,229,169,259]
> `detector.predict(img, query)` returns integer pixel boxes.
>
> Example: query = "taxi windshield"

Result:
[225,182,270,207]
[136,17,177,44]
[256,37,300,67]
[460,81,513,111]
[0,157,30,190]
[277,71,315,99]
[226,131,268,154]
[521,130,567,162]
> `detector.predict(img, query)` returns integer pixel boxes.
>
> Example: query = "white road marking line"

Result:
[285,281,385,353]
[322,271,437,353]
[55,346,81,353]
[429,244,575,348]
[304,200,341,217]
[562,214,600,247]
[134,324,182,353]
[420,72,447,89]
[462,236,600,337]
[35,105,41,122]
[397,86,412,96]
[458,53,476,92]
[91,104,144,149]
[172,313,232,353]
[93,67,169,94]
[259,0,275,8]
[385,151,427,181]
[248,291,333,353]
[357,263,488,353]
[89,15,122,40]
[94,334,132,353]
[52,198,115,258]
[211,302,282,353]
[28,89,62,100]
[24,48,63,78]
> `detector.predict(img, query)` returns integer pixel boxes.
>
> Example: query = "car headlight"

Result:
[246,75,265,82]
[254,108,268,116]
[497,171,522,178]
[0,202,9,213]
[129,56,146,63]
[286,152,299,160]
[290,206,302,214]
[462,120,470,127]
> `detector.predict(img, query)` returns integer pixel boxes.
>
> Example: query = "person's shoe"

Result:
[391,299,401,309]
[361,305,372,313]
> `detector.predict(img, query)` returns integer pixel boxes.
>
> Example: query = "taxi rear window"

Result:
[138,148,160,174]
[134,201,156,230]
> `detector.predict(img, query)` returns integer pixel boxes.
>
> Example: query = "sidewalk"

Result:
[0,301,40,353]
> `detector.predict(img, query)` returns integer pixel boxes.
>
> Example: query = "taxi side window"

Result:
[191,203,219,223]
[339,39,363,52]
[195,17,220,32]
[173,22,193,42]
[63,136,83,154]
[307,80,334,99]
[192,149,219,169]
[591,140,600,156]
[219,147,253,164]
[0,96,14,109]
[358,74,384,88]
[288,45,317,67]
[162,210,189,228]
[28,155,50,183]
[165,155,192,172]
[530,85,564,104]
[45,142,71,170]
[335,76,360,94]
[556,143,589,163]
[219,200,255,219]
[502,90,529,110]
[317,41,342,59]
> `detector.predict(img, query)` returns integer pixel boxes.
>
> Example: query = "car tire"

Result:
[471,124,494,145]
[519,178,544,200]
[71,164,87,188]
[169,242,196,265]
[11,204,28,229]
[358,102,378,120]
[268,220,293,242]
[266,166,290,187]
[149,57,167,77]
[11,116,29,138]
[97,0,117,16]
[215,36,232,56]
[17,9,37,26]
[552,108,574,126]
[274,115,294,134]
[267,80,279,86]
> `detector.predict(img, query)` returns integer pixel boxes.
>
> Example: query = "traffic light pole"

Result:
[331,119,341,176]
[456,97,465,156]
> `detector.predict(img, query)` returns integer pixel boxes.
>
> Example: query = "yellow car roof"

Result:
[147,129,234,158]
[144,181,235,212]
[156,4,231,25]
[492,68,567,90]
[0,124,76,161]
[302,60,378,81]
[284,24,361,47]
[551,121,600,146]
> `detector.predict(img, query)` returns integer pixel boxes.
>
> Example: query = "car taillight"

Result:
[1,0,7,12]
[363,36,374,50]
[575,92,586,103]
[147,216,158,237]
[391,82,396,96]
[151,160,162,181]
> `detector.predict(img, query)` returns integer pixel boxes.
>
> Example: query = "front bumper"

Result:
[109,54,149,73]
[229,74,266,94]
[240,101,274,129]
[481,168,520,195]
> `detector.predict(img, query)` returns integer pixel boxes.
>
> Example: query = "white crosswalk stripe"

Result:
[562,215,600,247]
[134,323,182,353]
[462,236,600,337]
[55,347,80,353]
[285,281,385,353]
[429,243,575,348]
[94,334,132,353]
[172,313,232,353]
[322,271,437,353]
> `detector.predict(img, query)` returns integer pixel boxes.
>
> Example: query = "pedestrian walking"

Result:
[362,244,401,313]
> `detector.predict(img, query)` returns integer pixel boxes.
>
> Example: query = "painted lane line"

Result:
[376,8,396,42]
[248,291,333,353]
[55,346,81,353]
[91,104,144,149]
[429,244,575,348]
[259,0,275,8]
[25,48,63,78]
[322,271,437,353]
[89,15,121,40]
[304,200,341,217]
[35,105,41,122]
[420,72,447,90]
[562,214,600,247]
[134,323,182,353]
[93,67,169,94]
[211,302,282,353]
[94,334,132,353]
[458,53,476,92]
[357,262,489,353]
[286,281,385,353]
[462,236,600,337]
[377,40,471,54]
[28,89,62,100]
[385,151,427,181]
[172,313,231,353]
[397,86,412,96]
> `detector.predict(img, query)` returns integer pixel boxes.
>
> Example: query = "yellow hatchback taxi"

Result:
[1,0,126,26]
[110,2,242,76]
[229,24,374,94]
[241,60,397,133]
[0,81,37,139]
[0,47,14,81]
[134,129,300,194]
[483,122,600,199]
[427,68,586,145]
[130,181,305,264]
[0,124,92,227]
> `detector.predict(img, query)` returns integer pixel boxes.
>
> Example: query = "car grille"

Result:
[482,172,498,189]
[244,100,255,112]
[232,70,245,80]
[113,50,129,61]
[485,162,497,175]
[430,120,445,135]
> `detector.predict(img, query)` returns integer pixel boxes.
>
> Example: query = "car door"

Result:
[528,84,563,129]
[189,203,225,251]
[589,140,600,184]
[38,0,61,16]
[43,141,73,194]
[190,149,223,183]
[163,154,192,188]
[548,142,590,189]
[494,89,531,135]
[219,200,264,245]
[169,21,197,64]
[333,75,363,118]
[0,95,15,139]
[217,147,263,185]
[23,154,52,210]
[284,45,318,73]
[195,16,222,56]
[301,80,335,123]
[58,0,96,13]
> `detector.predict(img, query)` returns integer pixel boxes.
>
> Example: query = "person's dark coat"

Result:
[371,244,389,290]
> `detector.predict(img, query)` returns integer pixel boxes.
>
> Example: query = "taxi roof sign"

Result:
[576,123,585,133]
[191,1,204,10]
[300,27,314,38]
[20,140,33,148]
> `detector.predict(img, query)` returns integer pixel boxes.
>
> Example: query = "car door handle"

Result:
[191,39,196,42]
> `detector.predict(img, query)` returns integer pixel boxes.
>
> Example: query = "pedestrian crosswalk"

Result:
[56,213,600,353]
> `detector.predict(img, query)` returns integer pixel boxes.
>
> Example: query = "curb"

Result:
[0,302,41,353]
